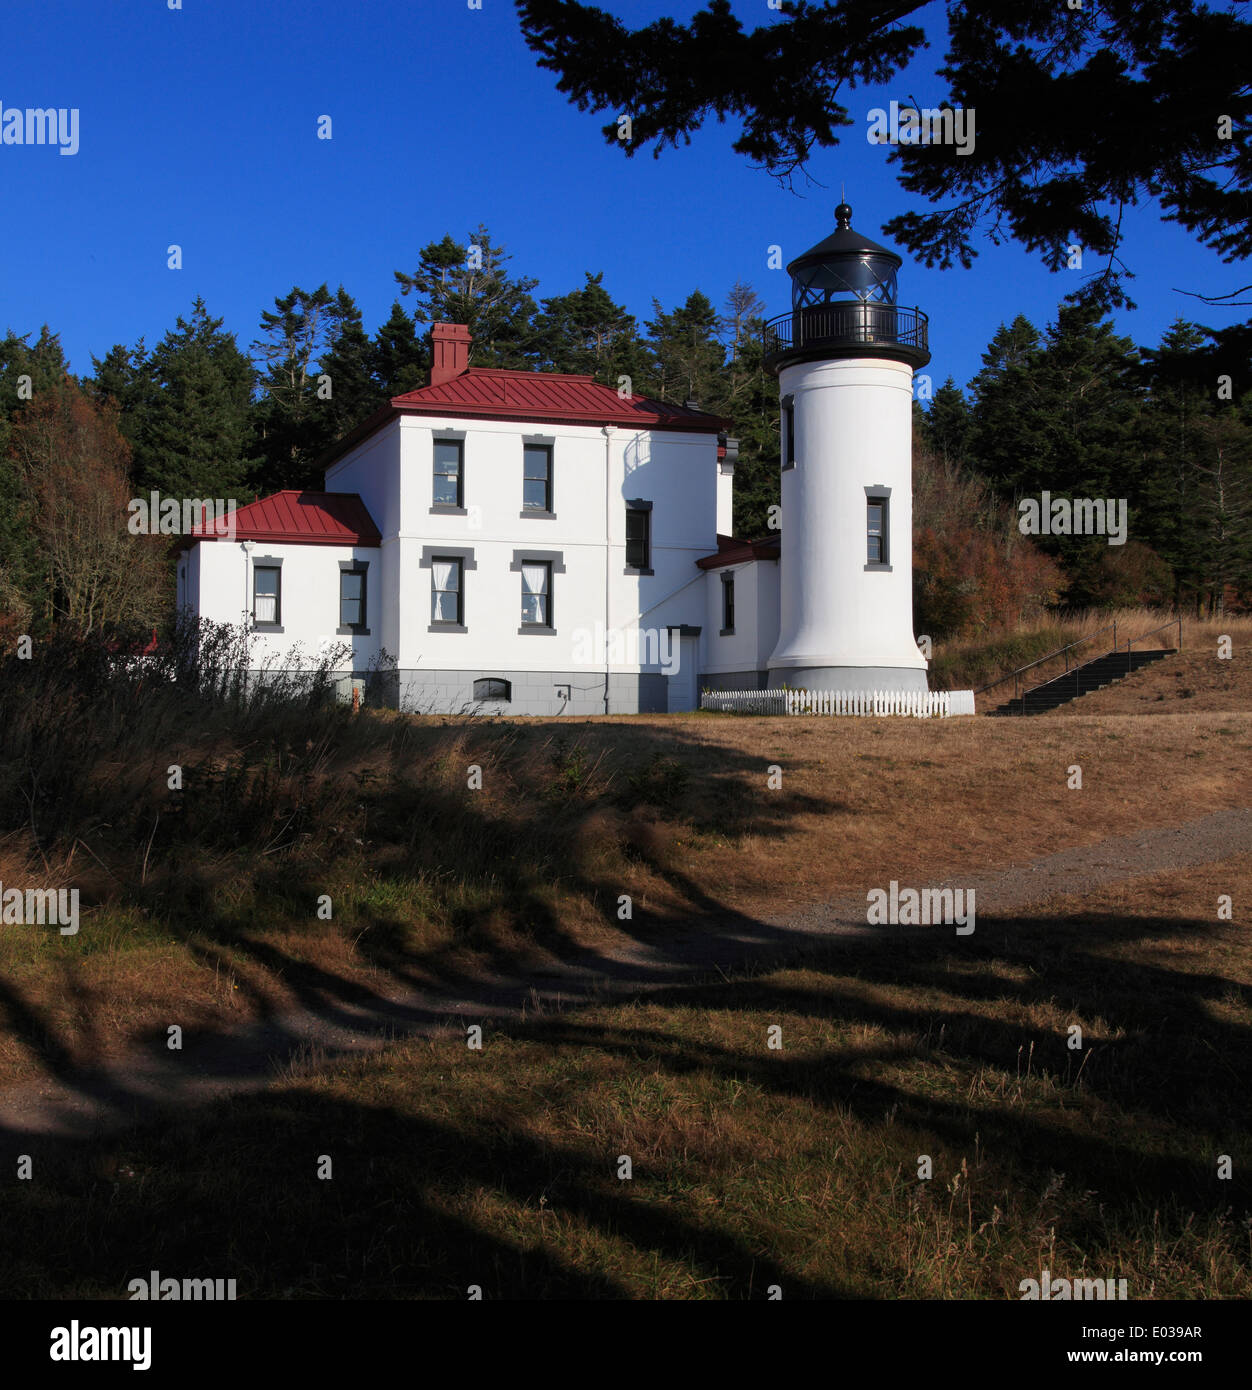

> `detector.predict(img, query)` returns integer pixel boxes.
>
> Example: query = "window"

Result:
[721,572,735,633]
[625,506,651,570]
[523,443,552,511]
[253,565,281,626]
[433,439,463,507]
[781,395,796,470]
[867,497,888,565]
[520,561,552,627]
[339,565,367,631]
[473,678,511,702]
[431,556,463,624]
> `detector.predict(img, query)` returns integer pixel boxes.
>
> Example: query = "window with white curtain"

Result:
[431,557,463,624]
[253,566,280,625]
[520,561,551,626]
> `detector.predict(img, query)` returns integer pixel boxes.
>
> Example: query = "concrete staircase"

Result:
[989,648,1174,716]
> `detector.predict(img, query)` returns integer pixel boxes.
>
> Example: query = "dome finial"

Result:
[835,196,852,230]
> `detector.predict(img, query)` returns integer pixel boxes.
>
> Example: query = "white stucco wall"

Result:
[359,415,719,681]
[185,412,722,702]
[190,538,382,672]
[769,356,927,679]
[702,559,780,678]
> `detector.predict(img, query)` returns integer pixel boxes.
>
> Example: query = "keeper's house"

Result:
[177,322,765,714]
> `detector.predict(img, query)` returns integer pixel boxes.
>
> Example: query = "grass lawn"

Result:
[0,626,1248,1297]
[4,854,1249,1299]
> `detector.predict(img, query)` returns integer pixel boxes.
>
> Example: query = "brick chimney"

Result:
[430,322,472,386]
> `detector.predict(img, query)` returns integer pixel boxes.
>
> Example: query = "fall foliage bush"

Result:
[912,449,1065,639]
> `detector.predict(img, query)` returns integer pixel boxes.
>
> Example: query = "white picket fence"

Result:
[701,688,976,717]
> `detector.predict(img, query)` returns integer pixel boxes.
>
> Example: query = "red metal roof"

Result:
[392,367,726,432]
[184,491,381,546]
[696,533,781,569]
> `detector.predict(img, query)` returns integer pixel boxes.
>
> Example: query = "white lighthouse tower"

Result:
[766,202,931,693]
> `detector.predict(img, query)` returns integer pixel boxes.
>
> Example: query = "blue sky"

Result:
[3,0,1243,397]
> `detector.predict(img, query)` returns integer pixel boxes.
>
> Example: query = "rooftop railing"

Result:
[764,303,929,361]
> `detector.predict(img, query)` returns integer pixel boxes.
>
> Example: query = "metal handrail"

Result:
[1121,617,1182,654]
[976,615,1183,709]
[974,621,1119,701]
[763,304,929,358]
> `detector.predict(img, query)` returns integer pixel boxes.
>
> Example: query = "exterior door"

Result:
[668,635,700,712]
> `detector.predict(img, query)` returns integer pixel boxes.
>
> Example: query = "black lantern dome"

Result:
[787,202,901,311]
[764,202,929,371]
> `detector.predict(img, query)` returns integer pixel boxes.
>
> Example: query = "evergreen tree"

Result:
[966,305,1147,605]
[371,300,427,396]
[87,340,157,482]
[519,0,1251,310]
[318,288,387,440]
[528,271,648,388]
[1140,319,1252,612]
[922,377,972,466]
[0,328,73,630]
[395,226,538,367]
[719,281,766,364]
[251,284,374,489]
[965,315,1042,492]
[643,291,724,405]
[712,283,775,537]
[133,298,257,500]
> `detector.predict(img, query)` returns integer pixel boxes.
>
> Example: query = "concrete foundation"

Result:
[768,664,929,694]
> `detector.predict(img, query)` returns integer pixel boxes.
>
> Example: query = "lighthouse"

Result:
[765,202,931,693]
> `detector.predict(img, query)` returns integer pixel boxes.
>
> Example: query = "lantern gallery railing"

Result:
[701,688,975,717]
[763,304,929,361]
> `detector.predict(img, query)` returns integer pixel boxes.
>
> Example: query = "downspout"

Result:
[242,540,255,628]
[242,540,255,702]
[602,425,616,715]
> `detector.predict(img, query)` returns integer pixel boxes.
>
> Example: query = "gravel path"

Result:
[1,804,1248,1143]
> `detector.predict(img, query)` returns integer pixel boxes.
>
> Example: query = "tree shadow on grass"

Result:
[0,902,1248,1298]
[0,1079,846,1300]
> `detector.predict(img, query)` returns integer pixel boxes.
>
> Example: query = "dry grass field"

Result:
[0,623,1248,1297]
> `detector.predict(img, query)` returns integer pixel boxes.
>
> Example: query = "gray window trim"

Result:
[419,546,477,569]
[433,436,465,510]
[720,571,735,635]
[522,438,554,514]
[519,509,558,520]
[509,550,566,574]
[252,557,283,630]
[865,488,891,570]
[625,500,652,572]
[337,559,370,636]
[781,395,796,471]
[515,554,557,632]
[424,548,473,631]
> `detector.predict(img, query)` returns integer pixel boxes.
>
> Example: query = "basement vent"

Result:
[473,678,511,702]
